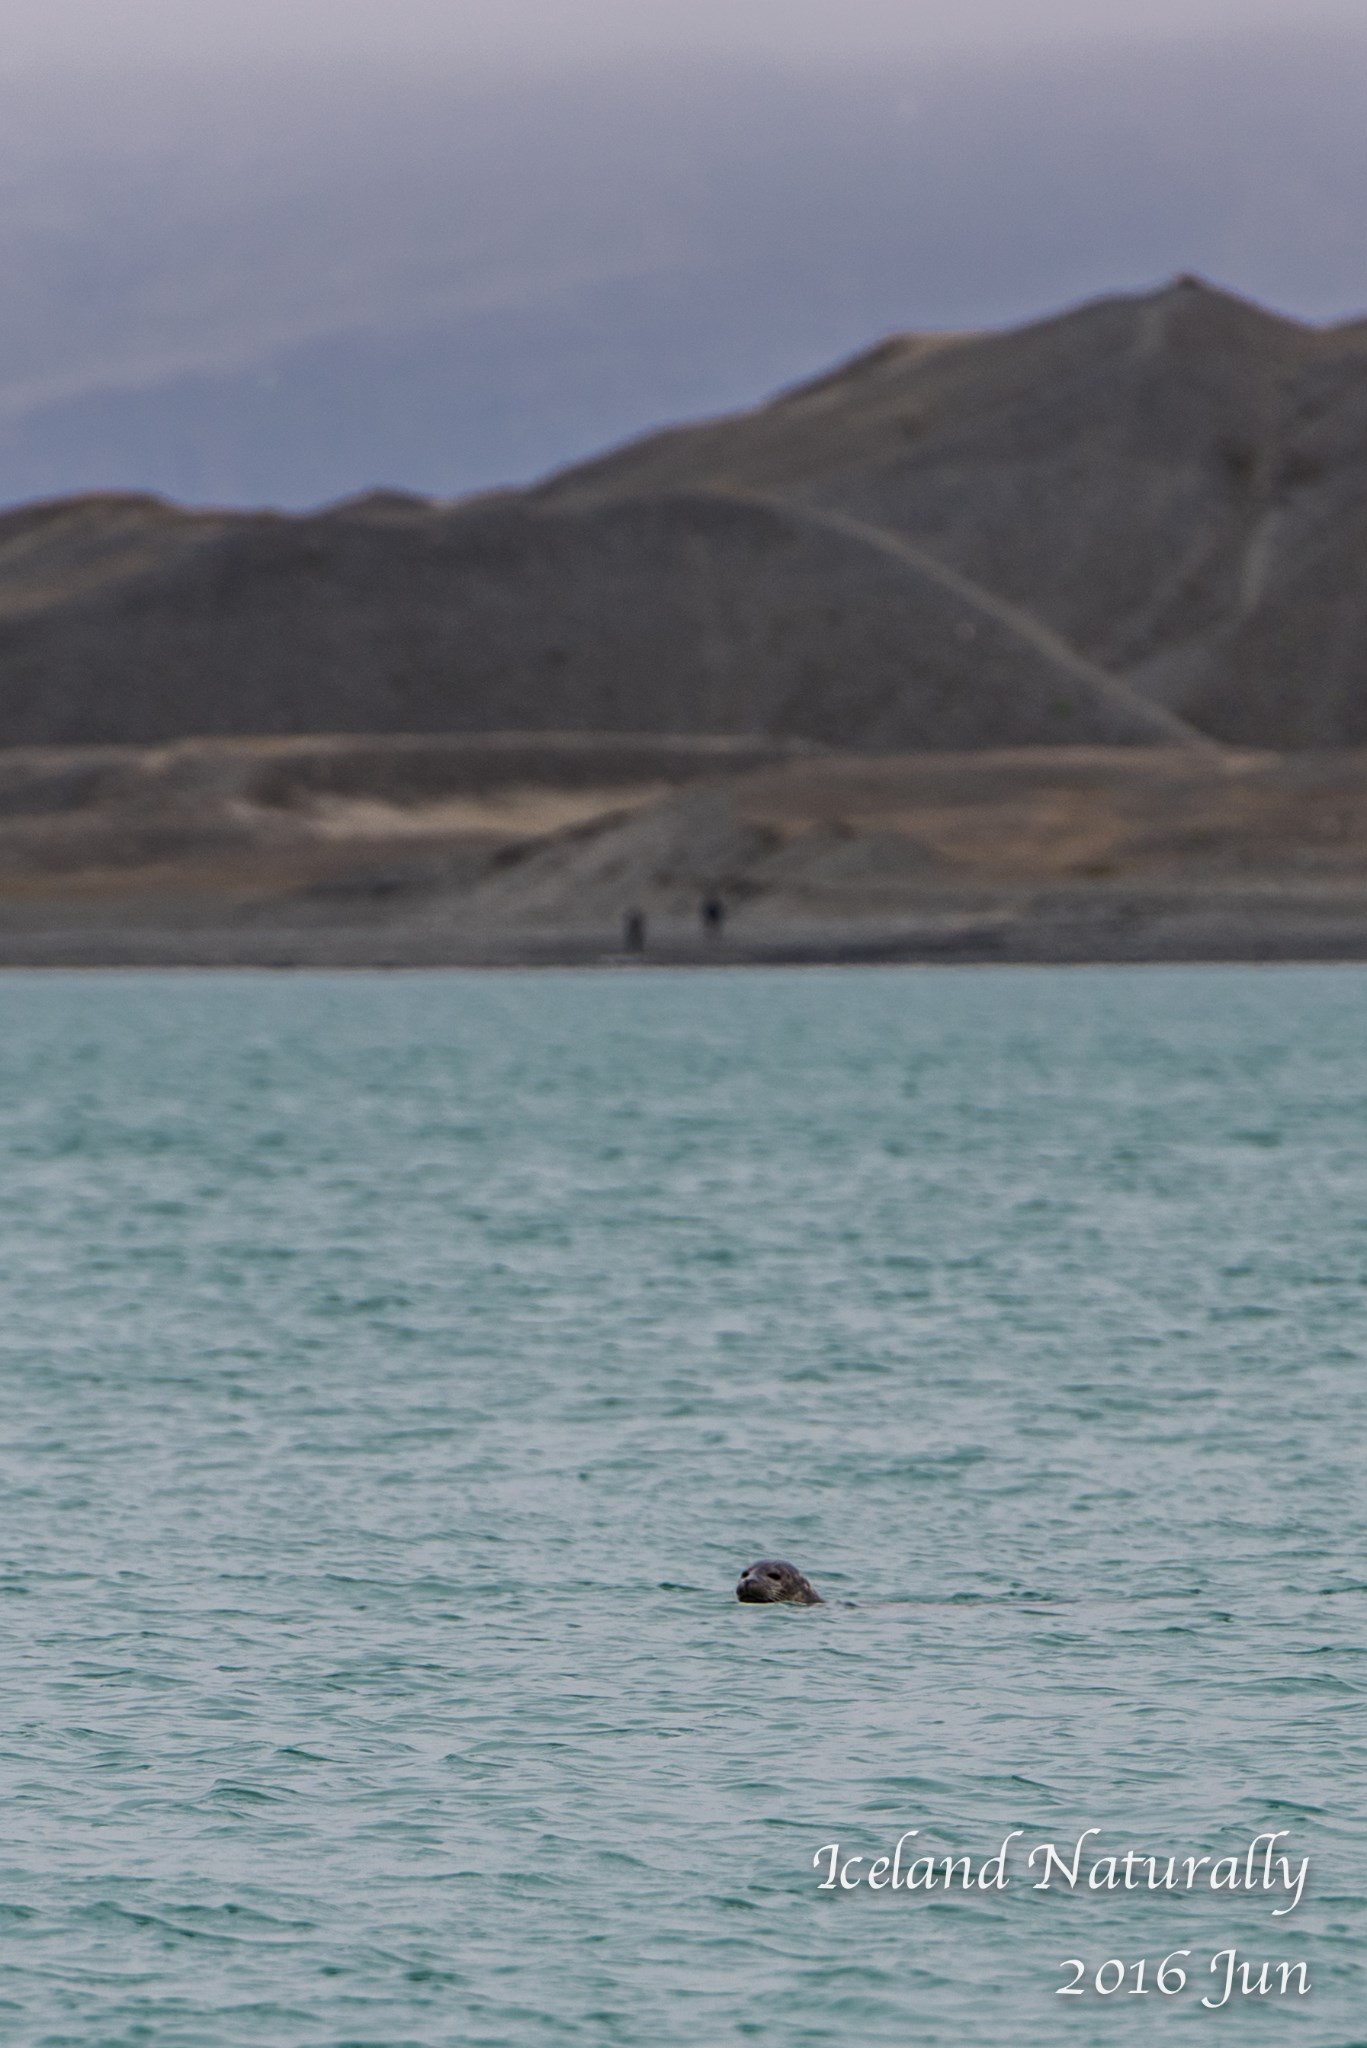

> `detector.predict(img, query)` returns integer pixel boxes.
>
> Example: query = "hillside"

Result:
[5,735,1367,965]
[0,277,1363,753]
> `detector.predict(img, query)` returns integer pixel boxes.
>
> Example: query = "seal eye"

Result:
[765,1569,780,1580]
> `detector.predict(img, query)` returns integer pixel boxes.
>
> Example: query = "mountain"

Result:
[0,277,1364,751]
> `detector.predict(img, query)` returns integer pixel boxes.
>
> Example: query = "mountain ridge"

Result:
[0,277,1363,750]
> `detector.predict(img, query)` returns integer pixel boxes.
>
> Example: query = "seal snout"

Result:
[736,1558,823,1606]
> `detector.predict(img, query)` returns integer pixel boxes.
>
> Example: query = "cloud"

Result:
[0,0,1359,74]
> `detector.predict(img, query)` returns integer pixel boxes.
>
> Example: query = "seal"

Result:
[736,1558,823,1605]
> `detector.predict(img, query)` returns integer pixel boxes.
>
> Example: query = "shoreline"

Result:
[3,736,1367,968]
[6,893,1367,968]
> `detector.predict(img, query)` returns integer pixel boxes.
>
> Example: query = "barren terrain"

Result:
[3,278,1367,962]
[1,278,1365,759]
[4,733,1367,965]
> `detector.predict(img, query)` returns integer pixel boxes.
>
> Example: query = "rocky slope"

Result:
[1,278,1363,752]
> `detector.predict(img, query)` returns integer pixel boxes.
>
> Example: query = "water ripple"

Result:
[0,966,1363,2043]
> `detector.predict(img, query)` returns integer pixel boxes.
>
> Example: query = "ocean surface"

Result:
[1,966,1363,2046]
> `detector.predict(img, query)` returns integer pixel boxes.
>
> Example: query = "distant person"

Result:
[700,893,725,939]
[623,908,646,954]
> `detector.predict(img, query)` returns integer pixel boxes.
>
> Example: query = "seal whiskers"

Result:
[736,1559,823,1605]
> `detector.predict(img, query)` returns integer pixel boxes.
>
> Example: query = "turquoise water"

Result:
[0,966,1363,2045]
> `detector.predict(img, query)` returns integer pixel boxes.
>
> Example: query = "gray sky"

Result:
[0,5,1364,505]
[3,0,1360,71]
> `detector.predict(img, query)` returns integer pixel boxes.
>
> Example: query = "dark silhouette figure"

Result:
[700,894,726,940]
[623,908,647,954]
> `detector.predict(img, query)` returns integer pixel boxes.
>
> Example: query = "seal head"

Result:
[736,1559,823,1605]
